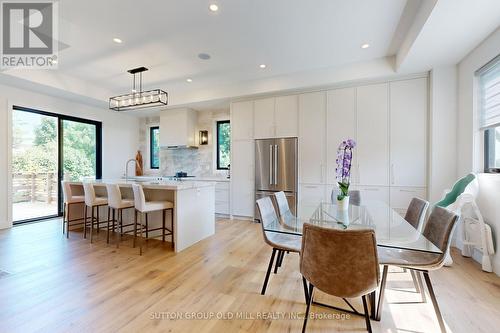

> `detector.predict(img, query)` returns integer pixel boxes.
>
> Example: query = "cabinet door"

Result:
[231,140,255,217]
[231,101,254,141]
[357,84,389,186]
[390,187,427,210]
[354,185,390,205]
[326,88,357,185]
[254,98,275,139]
[275,95,298,138]
[299,92,326,184]
[299,183,327,218]
[390,78,427,187]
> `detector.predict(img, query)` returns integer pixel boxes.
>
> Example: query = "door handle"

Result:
[274,144,278,185]
[269,145,273,185]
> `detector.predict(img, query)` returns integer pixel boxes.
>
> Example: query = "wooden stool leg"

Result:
[171,208,175,250]
[145,213,149,240]
[96,206,100,234]
[106,206,111,244]
[140,212,144,256]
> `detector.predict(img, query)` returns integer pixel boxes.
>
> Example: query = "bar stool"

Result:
[131,184,174,255]
[83,182,109,243]
[105,183,135,246]
[61,180,85,238]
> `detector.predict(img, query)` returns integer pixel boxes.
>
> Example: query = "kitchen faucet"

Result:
[125,158,137,182]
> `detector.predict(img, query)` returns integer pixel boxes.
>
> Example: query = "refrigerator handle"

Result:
[269,145,273,185]
[274,144,278,185]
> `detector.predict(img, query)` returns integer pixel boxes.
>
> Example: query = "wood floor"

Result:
[1,218,499,333]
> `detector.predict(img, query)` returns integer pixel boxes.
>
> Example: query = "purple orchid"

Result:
[335,138,356,200]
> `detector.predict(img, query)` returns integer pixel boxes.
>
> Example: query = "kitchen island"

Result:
[65,179,215,252]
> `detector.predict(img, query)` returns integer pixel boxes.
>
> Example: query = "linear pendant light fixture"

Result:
[109,67,168,111]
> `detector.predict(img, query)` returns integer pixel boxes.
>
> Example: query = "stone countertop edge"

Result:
[66,180,216,190]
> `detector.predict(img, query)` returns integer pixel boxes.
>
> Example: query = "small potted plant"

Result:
[334,139,356,210]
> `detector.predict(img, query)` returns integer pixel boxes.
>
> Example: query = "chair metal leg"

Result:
[375,265,389,321]
[66,203,71,238]
[116,209,122,248]
[133,210,138,248]
[423,272,447,333]
[362,295,372,333]
[302,276,309,304]
[171,208,175,250]
[274,250,282,274]
[416,270,427,302]
[278,250,285,267]
[62,203,66,234]
[261,248,277,295]
[410,269,420,293]
[106,207,111,244]
[96,206,100,234]
[145,212,149,240]
[369,291,376,319]
[302,283,314,333]
[112,208,116,241]
[140,212,144,256]
[90,206,94,243]
[162,209,166,242]
[83,205,87,239]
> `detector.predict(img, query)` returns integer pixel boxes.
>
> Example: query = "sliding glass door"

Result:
[12,106,102,224]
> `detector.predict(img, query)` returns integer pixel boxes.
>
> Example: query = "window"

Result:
[216,120,231,170]
[478,55,500,173]
[150,126,160,169]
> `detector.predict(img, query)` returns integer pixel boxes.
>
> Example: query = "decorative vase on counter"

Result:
[135,150,143,176]
[337,195,350,211]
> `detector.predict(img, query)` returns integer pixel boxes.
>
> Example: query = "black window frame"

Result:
[150,126,160,169]
[484,127,500,173]
[12,105,102,224]
[216,120,230,170]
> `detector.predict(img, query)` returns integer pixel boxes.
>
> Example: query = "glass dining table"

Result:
[264,200,442,254]
[263,199,441,321]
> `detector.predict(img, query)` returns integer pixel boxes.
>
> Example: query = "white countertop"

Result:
[67,179,215,190]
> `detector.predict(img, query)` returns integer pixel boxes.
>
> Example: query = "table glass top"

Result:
[263,200,442,254]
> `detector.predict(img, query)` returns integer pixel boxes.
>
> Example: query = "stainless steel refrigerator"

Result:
[255,137,298,219]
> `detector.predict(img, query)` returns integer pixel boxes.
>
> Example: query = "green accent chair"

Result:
[435,173,476,208]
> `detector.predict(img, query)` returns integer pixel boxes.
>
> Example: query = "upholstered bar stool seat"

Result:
[61,181,85,238]
[132,184,174,255]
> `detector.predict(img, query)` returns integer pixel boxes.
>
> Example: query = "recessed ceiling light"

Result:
[259,64,266,69]
[198,53,211,60]
[186,78,193,83]
[113,38,123,44]
[209,4,219,12]
[361,43,370,49]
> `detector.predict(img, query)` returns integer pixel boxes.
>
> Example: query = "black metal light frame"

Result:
[109,67,168,111]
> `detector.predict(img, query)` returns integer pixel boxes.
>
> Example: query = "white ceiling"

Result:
[1,0,499,113]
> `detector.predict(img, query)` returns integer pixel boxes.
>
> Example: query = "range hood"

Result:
[159,108,199,149]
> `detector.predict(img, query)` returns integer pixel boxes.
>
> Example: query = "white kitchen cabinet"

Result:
[390,187,426,211]
[298,183,327,217]
[254,98,275,139]
[390,78,427,187]
[299,91,326,184]
[357,83,389,186]
[231,101,254,141]
[326,87,357,185]
[353,185,390,205]
[231,140,254,217]
[275,95,298,137]
[215,182,230,215]
[254,95,298,139]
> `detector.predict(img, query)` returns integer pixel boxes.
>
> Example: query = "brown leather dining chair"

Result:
[256,197,304,298]
[377,206,459,333]
[300,224,380,333]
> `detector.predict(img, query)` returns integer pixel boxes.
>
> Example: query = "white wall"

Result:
[457,27,500,275]
[0,84,140,230]
[429,66,458,202]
